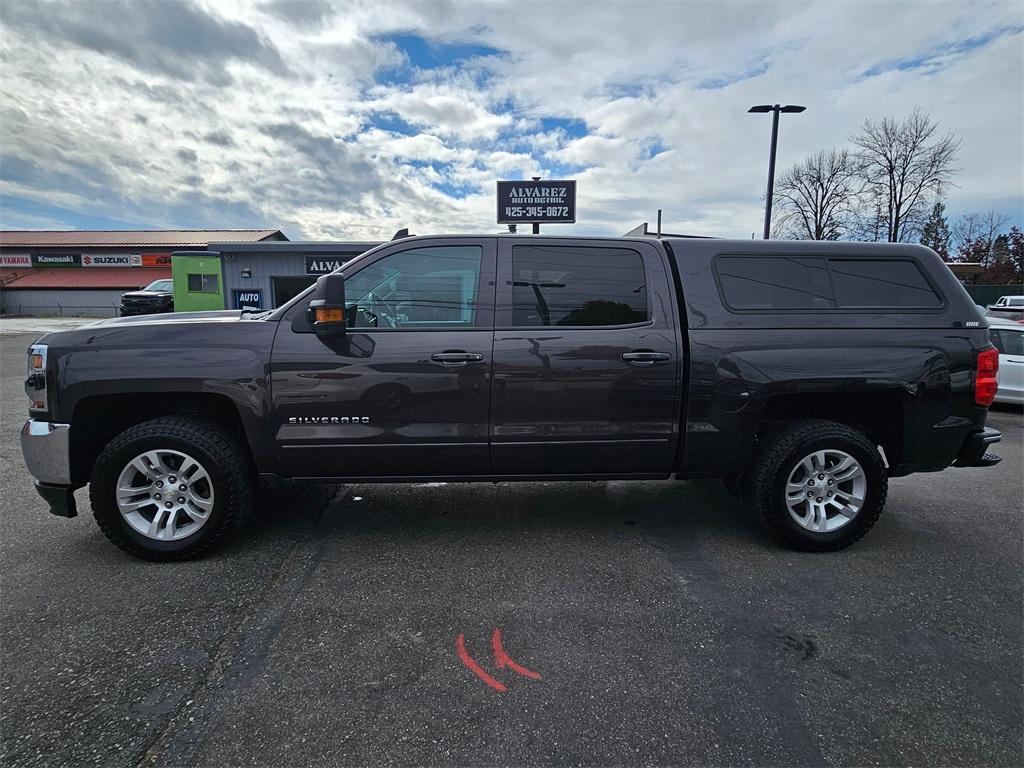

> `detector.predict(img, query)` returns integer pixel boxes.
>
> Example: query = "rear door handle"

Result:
[621,351,671,366]
[431,351,484,366]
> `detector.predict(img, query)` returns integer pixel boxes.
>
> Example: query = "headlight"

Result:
[26,343,48,413]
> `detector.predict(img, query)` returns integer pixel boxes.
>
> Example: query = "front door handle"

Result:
[621,351,671,366]
[431,351,484,367]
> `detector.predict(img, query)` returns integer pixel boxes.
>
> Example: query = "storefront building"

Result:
[0,230,287,316]
[214,241,381,310]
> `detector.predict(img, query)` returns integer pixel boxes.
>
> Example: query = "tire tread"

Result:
[89,416,253,561]
[743,418,888,552]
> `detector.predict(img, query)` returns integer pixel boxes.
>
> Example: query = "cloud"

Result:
[0,0,1020,239]
[365,84,513,141]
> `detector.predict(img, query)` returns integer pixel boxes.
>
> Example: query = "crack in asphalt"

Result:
[134,485,351,768]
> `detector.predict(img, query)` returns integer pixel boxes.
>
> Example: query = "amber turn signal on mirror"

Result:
[313,307,345,324]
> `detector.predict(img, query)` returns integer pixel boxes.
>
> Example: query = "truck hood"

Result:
[34,309,263,347]
[80,310,245,329]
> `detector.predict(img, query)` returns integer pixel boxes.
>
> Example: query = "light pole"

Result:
[749,104,805,239]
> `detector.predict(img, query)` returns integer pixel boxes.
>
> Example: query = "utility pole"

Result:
[531,176,541,234]
[748,104,806,239]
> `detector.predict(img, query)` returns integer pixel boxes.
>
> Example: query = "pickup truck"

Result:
[21,235,1003,560]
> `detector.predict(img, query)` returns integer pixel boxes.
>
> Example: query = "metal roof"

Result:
[213,240,382,253]
[3,268,171,290]
[0,230,287,248]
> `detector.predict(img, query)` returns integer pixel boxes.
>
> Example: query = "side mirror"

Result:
[306,273,346,337]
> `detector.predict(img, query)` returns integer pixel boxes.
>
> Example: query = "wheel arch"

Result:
[69,392,252,486]
[755,392,904,468]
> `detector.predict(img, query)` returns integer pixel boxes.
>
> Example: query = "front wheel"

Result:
[743,419,888,552]
[89,416,254,561]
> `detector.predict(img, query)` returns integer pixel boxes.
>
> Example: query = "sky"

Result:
[0,0,1021,240]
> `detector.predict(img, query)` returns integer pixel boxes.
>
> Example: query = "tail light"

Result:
[975,347,999,406]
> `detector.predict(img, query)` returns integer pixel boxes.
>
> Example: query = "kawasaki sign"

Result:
[32,253,82,267]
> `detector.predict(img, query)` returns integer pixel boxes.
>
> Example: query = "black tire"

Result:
[89,416,254,561]
[722,474,743,497]
[743,418,887,552]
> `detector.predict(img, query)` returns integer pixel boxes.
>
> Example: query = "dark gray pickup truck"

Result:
[21,235,1002,560]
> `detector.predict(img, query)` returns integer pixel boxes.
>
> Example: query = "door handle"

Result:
[431,351,484,366]
[621,351,670,366]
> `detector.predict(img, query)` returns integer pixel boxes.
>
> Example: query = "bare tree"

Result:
[952,209,1011,257]
[851,109,960,242]
[772,149,863,240]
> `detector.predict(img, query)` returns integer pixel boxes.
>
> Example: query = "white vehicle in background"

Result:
[987,295,1024,320]
[988,318,1024,405]
[991,295,1024,308]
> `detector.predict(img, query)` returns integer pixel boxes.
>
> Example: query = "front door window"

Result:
[345,246,483,329]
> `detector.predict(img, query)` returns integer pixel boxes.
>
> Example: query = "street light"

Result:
[749,104,806,239]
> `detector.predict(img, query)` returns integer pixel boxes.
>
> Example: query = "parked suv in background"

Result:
[21,235,1002,560]
[119,278,174,315]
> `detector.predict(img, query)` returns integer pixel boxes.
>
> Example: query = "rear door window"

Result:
[511,245,647,326]
[716,257,833,309]
[830,260,940,308]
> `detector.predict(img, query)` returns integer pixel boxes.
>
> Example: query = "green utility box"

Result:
[171,252,225,312]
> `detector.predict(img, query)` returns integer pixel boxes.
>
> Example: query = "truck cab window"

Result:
[510,245,647,326]
[717,257,833,309]
[830,260,940,308]
[345,245,482,328]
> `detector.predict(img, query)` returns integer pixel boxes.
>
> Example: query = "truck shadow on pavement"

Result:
[242,478,769,554]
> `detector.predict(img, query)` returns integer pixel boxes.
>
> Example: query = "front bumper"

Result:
[21,420,71,484]
[119,305,166,315]
[953,426,1002,468]
[21,420,78,517]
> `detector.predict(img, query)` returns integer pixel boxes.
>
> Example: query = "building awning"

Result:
[2,268,171,290]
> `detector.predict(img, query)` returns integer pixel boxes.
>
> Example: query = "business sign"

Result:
[233,289,263,310]
[497,179,576,224]
[31,253,81,267]
[140,253,172,267]
[1,254,32,267]
[82,254,143,267]
[305,255,348,276]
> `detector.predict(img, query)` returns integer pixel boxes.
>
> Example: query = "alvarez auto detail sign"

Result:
[305,256,348,275]
[497,179,576,224]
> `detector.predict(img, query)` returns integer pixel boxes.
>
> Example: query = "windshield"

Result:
[144,279,173,292]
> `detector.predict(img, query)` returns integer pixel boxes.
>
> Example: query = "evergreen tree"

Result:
[919,201,952,258]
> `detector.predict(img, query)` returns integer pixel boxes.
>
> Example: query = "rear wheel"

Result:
[743,419,887,551]
[89,416,253,561]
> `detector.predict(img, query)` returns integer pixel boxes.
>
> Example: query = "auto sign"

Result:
[497,180,576,224]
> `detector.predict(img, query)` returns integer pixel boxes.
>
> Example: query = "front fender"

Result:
[43,319,280,475]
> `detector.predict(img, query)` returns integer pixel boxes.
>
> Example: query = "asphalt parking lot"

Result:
[1,332,1021,768]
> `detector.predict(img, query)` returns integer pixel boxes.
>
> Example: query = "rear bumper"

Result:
[953,426,1002,468]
